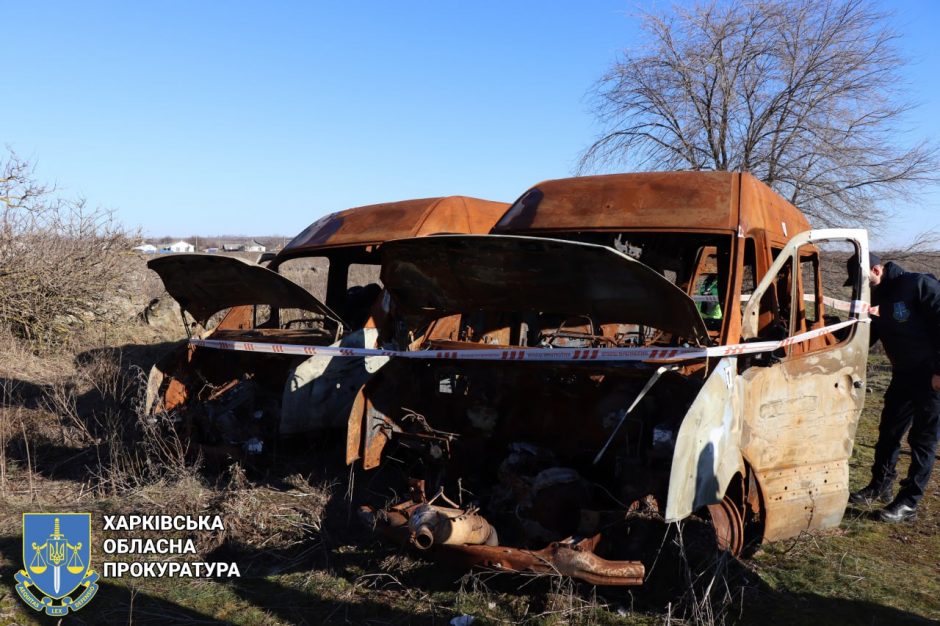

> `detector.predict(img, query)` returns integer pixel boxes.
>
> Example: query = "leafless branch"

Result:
[1,149,135,347]
[579,0,938,229]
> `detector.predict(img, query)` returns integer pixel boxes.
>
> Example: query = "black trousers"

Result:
[870,369,940,506]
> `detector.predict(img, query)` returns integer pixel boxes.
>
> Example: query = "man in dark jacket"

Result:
[848,253,940,522]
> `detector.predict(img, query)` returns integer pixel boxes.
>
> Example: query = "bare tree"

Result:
[579,0,937,227]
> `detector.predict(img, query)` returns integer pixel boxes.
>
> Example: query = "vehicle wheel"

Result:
[706,494,745,556]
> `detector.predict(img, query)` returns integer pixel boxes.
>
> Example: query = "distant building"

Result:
[132,243,158,254]
[204,247,220,253]
[246,240,267,253]
[165,240,195,253]
[222,243,245,252]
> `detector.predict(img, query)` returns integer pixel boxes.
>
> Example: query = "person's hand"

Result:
[932,374,940,392]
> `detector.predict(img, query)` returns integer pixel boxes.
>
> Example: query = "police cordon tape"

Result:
[691,294,879,315]
[189,317,864,363]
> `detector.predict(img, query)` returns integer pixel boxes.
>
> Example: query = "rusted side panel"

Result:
[363,407,392,470]
[148,342,197,413]
[754,460,849,537]
[740,351,868,540]
[277,196,509,258]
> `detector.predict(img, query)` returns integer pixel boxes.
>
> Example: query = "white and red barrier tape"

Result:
[690,294,878,315]
[189,318,864,363]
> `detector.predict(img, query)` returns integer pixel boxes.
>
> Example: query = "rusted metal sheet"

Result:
[738,174,812,243]
[214,304,254,331]
[380,234,711,345]
[665,357,744,522]
[495,171,737,233]
[277,196,509,259]
[345,388,366,465]
[148,254,343,326]
[494,172,809,239]
[441,540,645,586]
[739,229,870,539]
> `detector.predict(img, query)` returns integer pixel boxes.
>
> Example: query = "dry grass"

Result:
[217,471,332,557]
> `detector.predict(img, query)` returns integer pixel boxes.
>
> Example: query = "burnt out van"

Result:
[351,172,870,584]
[145,196,508,464]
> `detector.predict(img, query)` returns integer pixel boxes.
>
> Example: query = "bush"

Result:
[0,151,133,347]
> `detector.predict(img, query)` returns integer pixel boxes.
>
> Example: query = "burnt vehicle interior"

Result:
[144,197,509,467]
[352,234,736,583]
[350,173,870,585]
[145,251,378,466]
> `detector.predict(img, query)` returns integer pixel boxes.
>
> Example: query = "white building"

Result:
[132,243,158,254]
[167,240,195,253]
[246,240,267,253]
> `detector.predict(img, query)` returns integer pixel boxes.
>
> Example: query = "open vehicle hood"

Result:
[380,235,710,345]
[148,254,344,327]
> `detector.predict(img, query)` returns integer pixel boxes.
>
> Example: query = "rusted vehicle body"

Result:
[351,172,871,584]
[144,196,508,463]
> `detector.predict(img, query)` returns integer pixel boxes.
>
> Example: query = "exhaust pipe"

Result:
[408,504,498,550]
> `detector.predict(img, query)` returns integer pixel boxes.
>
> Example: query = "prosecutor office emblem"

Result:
[893,301,911,322]
[14,513,99,616]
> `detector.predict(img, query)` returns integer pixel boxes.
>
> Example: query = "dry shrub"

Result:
[277,256,330,300]
[43,348,198,495]
[0,151,134,348]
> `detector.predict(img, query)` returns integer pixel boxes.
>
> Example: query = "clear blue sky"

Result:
[2,1,938,248]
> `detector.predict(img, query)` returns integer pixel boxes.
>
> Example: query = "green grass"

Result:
[741,354,940,625]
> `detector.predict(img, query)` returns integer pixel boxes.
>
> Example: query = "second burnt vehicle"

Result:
[144,196,508,466]
[351,172,872,585]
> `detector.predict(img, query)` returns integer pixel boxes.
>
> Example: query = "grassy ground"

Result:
[1,259,939,624]
[742,355,940,625]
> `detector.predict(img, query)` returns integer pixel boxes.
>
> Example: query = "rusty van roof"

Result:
[276,196,509,260]
[493,171,811,240]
